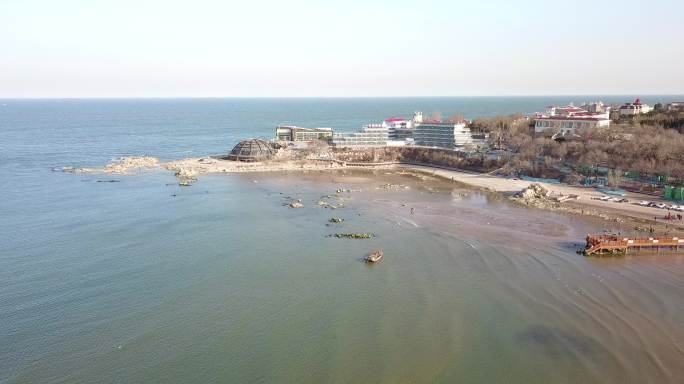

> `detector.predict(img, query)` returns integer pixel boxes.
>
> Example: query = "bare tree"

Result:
[430,111,442,121]
[607,168,623,189]
[449,113,465,123]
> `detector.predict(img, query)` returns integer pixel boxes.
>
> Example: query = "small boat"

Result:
[364,249,383,263]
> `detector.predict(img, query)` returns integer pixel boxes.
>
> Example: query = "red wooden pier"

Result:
[584,235,684,256]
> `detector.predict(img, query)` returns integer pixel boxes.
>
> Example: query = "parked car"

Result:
[656,203,667,209]
[639,201,651,206]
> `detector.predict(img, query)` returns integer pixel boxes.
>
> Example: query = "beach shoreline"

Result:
[68,155,684,237]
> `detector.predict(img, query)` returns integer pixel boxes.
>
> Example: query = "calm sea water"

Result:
[2,97,684,383]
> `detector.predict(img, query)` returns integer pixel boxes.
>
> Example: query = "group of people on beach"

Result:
[661,212,683,221]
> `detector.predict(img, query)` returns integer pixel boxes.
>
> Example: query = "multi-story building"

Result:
[275,126,333,142]
[534,116,610,135]
[384,117,413,141]
[283,111,484,150]
[331,111,423,148]
[534,103,610,135]
[384,112,423,143]
[330,124,389,148]
[413,120,469,149]
[619,98,652,116]
[580,101,608,114]
[666,102,684,112]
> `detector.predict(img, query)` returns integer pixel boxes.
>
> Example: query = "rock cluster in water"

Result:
[330,233,374,239]
[376,183,409,191]
[175,168,199,186]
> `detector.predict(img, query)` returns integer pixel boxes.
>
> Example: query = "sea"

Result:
[1,97,683,383]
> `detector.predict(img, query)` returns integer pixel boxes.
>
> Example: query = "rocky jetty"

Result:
[68,156,160,175]
[104,156,159,173]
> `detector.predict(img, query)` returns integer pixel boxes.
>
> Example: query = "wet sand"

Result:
[401,164,682,227]
[68,156,684,237]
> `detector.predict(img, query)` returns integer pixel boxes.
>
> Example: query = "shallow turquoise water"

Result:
[2,98,684,383]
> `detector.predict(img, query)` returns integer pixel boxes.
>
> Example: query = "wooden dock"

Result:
[584,235,684,256]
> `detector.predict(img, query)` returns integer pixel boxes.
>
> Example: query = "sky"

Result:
[1,0,683,97]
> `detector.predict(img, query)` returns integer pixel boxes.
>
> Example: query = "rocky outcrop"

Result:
[509,183,558,208]
[174,168,198,186]
[68,156,160,175]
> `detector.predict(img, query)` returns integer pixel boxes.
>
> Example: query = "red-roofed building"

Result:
[534,102,610,135]
[619,98,651,116]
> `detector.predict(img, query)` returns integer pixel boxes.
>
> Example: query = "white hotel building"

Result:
[619,98,651,116]
[330,124,389,148]
[331,112,422,148]
[534,104,610,135]
[330,111,482,150]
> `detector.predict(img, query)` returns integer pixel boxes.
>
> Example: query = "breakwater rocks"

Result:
[66,155,350,186]
[174,168,199,186]
[103,156,159,173]
[66,156,160,175]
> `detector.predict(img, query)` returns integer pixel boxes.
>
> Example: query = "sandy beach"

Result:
[68,155,684,236]
[399,164,684,232]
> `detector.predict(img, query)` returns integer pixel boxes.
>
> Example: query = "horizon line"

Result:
[2,93,684,100]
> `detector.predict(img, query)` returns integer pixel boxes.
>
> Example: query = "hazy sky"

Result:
[1,0,683,97]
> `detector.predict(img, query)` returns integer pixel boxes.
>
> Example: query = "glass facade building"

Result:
[331,124,389,148]
[276,126,333,142]
[414,122,466,149]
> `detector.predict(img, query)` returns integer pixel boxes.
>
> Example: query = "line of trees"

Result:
[474,115,684,180]
[632,111,684,132]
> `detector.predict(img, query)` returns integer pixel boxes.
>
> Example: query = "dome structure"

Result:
[226,139,275,162]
